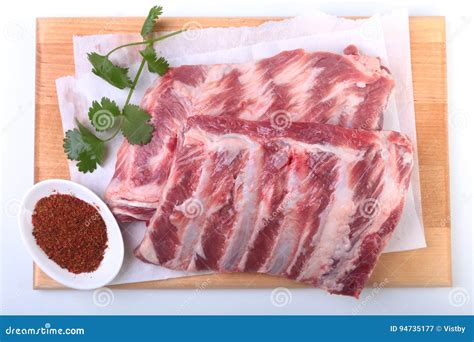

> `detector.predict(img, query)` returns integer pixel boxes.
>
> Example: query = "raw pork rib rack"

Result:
[105,46,394,221]
[135,116,414,298]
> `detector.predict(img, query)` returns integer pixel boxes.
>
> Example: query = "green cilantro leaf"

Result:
[121,104,154,145]
[88,97,121,132]
[63,120,105,173]
[76,121,106,164]
[76,151,102,173]
[139,45,170,76]
[141,6,163,38]
[63,129,88,161]
[88,52,132,89]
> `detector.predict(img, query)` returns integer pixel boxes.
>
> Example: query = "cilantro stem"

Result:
[151,29,186,43]
[102,117,123,142]
[125,57,147,106]
[105,41,147,57]
[105,30,186,58]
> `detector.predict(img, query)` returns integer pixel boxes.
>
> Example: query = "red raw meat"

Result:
[105,46,394,221]
[135,115,413,298]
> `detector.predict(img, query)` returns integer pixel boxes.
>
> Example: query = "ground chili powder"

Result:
[32,194,108,274]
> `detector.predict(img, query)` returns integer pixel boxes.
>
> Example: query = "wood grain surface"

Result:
[34,16,451,289]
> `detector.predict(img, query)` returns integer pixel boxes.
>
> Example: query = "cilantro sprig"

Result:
[63,5,185,173]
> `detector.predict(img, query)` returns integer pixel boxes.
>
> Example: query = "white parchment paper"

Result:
[56,10,425,285]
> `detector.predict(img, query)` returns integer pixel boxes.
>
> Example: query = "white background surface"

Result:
[0,0,472,315]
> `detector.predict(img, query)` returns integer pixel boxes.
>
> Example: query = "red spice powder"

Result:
[32,193,108,274]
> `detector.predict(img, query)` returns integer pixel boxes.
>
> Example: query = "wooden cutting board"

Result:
[34,16,450,289]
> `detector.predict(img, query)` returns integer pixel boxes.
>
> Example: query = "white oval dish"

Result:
[18,179,124,290]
